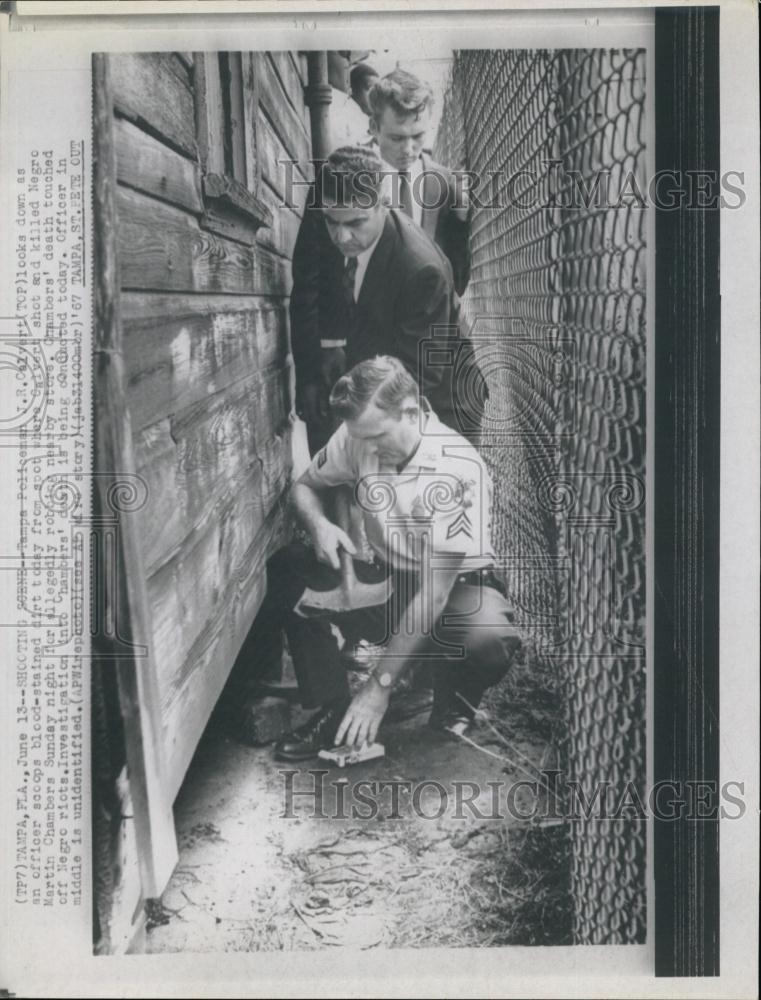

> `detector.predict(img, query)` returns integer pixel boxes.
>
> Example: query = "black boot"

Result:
[274,700,349,761]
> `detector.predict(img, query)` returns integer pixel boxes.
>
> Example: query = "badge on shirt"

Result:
[317,448,327,468]
[455,475,476,509]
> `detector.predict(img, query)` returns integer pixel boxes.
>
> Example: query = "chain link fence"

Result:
[436,49,647,944]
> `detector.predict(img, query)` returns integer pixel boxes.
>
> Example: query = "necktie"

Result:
[400,171,414,219]
[342,255,359,319]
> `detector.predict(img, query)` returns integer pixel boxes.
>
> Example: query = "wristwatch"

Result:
[372,668,393,689]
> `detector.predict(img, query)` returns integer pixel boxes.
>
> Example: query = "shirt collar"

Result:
[373,151,424,180]
[393,156,423,182]
[349,228,383,273]
[397,400,451,472]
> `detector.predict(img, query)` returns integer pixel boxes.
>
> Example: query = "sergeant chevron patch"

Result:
[446,510,473,539]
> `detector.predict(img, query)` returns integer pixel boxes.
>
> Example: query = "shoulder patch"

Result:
[317,448,328,468]
[447,510,473,539]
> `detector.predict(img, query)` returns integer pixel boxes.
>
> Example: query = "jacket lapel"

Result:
[420,152,443,237]
[356,213,397,313]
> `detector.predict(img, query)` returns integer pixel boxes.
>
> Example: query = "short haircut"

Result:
[350,62,379,93]
[330,356,420,420]
[316,146,387,209]
[368,68,434,121]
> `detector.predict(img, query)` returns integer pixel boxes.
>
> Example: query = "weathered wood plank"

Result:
[136,424,285,573]
[257,181,302,259]
[203,171,272,227]
[199,203,262,247]
[193,52,211,172]
[199,170,273,247]
[122,294,289,430]
[110,52,196,158]
[259,111,312,200]
[259,111,286,197]
[136,418,291,584]
[93,53,178,898]
[254,52,310,165]
[225,51,248,184]
[116,186,290,295]
[114,117,203,214]
[143,418,290,683]
[133,365,291,573]
[269,50,308,127]
[194,52,226,175]
[254,242,292,296]
[241,52,262,194]
[118,189,243,292]
[141,426,290,613]
[159,504,288,799]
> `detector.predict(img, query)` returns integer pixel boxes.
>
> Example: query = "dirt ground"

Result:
[145,652,571,954]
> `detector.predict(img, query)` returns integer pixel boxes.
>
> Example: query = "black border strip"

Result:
[654,5,721,977]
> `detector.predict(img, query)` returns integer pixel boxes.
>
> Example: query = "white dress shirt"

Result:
[388,156,424,227]
[320,230,383,348]
[351,229,383,299]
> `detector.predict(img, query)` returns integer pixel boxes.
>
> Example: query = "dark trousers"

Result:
[305,411,335,456]
[247,542,520,714]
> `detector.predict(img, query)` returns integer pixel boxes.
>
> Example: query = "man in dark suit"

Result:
[290,146,473,453]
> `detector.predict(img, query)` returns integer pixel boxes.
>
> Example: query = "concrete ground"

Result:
[145,666,568,954]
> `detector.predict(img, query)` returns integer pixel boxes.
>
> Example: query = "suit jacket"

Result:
[359,148,470,295]
[415,152,471,297]
[290,205,468,426]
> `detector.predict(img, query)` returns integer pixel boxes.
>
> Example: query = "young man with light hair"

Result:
[368,67,471,296]
[242,356,521,761]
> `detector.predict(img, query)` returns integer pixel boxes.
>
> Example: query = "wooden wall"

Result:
[107,50,311,801]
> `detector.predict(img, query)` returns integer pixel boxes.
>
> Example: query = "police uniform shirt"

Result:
[300,408,496,572]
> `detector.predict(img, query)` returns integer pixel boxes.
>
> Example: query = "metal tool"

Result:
[318,742,386,767]
[294,488,392,617]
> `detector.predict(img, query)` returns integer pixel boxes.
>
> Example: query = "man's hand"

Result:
[297,381,329,425]
[335,678,390,748]
[321,346,346,390]
[312,517,357,570]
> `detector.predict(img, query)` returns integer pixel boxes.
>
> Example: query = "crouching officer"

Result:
[248,356,521,760]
